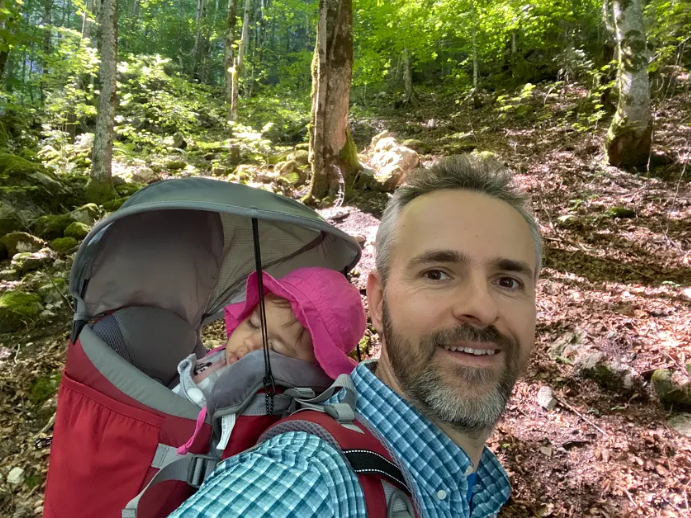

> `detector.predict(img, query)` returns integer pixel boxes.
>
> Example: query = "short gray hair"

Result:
[375,154,542,283]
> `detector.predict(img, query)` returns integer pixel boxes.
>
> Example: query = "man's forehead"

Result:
[393,189,536,266]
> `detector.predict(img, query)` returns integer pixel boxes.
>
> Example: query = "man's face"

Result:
[369,189,537,436]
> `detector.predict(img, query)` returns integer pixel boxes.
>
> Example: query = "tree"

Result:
[605,0,652,168]
[306,0,359,203]
[191,0,209,80]
[229,0,251,120]
[88,0,118,203]
[224,0,239,119]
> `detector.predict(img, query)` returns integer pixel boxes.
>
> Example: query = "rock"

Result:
[0,232,45,256]
[668,413,691,437]
[38,280,66,304]
[211,164,233,176]
[0,269,19,281]
[295,143,310,151]
[12,505,31,518]
[267,151,291,166]
[0,201,23,237]
[173,132,187,150]
[548,329,586,361]
[537,386,558,410]
[131,167,158,183]
[276,160,308,185]
[367,139,420,192]
[288,150,309,166]
[103,198,127,212]
[69,203,100,226]
[7,467,25,487]
[11,249,54,275]
[370,130,391,148]
[574,352,636,390]
[40,309,56,319]
[116,182,144,197]
[64,222,90,240]
[0,291,43,331]
[32,214,72,240]
[74,133,95,151]
[49,237,79,254]
[164,159,187,171]
[400,139,429,154]
[681,287,691,301]
[652,369,691,406]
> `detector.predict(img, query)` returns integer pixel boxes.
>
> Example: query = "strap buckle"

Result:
[186,455,219,489]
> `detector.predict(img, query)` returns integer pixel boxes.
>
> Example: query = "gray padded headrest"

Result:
[90,306,202,386]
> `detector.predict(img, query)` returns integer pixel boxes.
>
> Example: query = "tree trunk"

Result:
[191,0,208,80]
[605,0,652,168]
[82,0,97,42]
[43,0,52,69]
[471,0,479,89]
[306,0,359,204]
[88,0,118,203]
[230,0,251,120]
[0,0,16,82]
[402,48,419,107]
[224,0,239,119]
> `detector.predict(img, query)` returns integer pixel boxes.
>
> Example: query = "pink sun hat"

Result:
[224,267,366,378]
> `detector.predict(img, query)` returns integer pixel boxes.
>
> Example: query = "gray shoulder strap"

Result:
[121,445,219,518]
[383,481,415,518]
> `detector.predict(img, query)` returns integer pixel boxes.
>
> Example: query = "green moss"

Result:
[605,207,636,219]
[64,222,90,240]
[338,128,361,176]
[29,371,61,405]
[1,231,45,255]
[103,197,128,211]
[0,152,45,177]
[115,182,145,197]
[85,178,118,205]
[0,291,43,332]
[50,237,79,254]
[33,214,72,240]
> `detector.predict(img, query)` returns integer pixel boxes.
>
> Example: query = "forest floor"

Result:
[1,81,691,517]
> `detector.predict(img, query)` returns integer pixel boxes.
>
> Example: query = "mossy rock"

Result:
[442,142,477,155]
[268,151,292,166]
[103,197,128,212]
[288,150,309,166]
[0,232,45,256]
[0,291,43,333]
[11,249,54,274]
[64,222,90,240]
[0,201,23,237]
[164,159,187,171]
[400,139,430,154]
[85,178,118,205]
[605,207,636,219]
[295,143,310,151]
[33,214,72,240]
[69,203,100,225]
[50,237,79,254]
[116,182,144,197]
[653,369,691,406]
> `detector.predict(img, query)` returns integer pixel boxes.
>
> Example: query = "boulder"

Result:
[50,237,79,254]
[276,160,308,185]
[295,143,310,152]
[69,203,100,226]
[164,159,187,171]
[367,138,420,192]
[64,222,90,240]
[1,232,45,256]
[370,131,391,149]
[668,413,691,437]
[0,291,43,332]
[103,197,128,212]
[652,369,691,407]
[173,132,187,150]
[574,352,636,390]
[131,167,158,183]
[33,214,72,240]
[288,150,309,166]
[116,182,144,197]
[38,280,67,304]
[11,249,54,275]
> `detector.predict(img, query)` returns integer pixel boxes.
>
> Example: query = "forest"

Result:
[0,0,690,516]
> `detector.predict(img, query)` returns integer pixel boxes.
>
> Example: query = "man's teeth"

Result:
[441,345,498,356]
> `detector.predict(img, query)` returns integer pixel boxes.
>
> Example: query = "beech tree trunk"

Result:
[191,0,208,80]
[88,0,118,203]
[402,48,419,107]
[224,0,239,119]
[605,0,652,168]
[230,0,251,120]
[307,0,359,204]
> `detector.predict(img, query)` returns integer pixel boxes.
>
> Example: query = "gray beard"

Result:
[382,299,520,438]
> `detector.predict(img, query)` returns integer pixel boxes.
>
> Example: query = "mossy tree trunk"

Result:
[191,0,208,81]
[88,0,118,204]
[605,0,652,168]
[307,0,359,204]
[230,0,251,121]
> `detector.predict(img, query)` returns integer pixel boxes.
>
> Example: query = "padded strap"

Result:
[343,449,408,490]
[121,452,219,518]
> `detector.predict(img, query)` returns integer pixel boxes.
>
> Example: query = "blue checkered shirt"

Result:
[168,361,510,518]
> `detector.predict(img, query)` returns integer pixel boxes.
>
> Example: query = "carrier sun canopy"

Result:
[69,178,362,329]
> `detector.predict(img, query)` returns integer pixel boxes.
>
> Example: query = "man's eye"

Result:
[424,270,449,281]
[497,277,522,290]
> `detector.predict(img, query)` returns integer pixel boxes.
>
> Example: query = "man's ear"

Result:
[367,270,384,334]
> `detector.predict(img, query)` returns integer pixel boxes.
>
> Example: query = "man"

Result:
[169,154,542,518]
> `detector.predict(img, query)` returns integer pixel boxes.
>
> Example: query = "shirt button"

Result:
[437,490,447,500]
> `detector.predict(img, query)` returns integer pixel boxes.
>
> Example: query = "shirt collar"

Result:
[350,360,510,517]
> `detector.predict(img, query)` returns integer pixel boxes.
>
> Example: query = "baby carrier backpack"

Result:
[42,178,415,518]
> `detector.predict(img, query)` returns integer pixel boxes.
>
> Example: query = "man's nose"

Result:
[451,274,499,327]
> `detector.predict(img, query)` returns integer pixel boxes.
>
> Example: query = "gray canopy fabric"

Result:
[70,178,362,329]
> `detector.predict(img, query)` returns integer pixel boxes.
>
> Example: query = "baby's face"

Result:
[225,296,315,365]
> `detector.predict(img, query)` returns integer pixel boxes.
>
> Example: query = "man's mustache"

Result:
[429,324,516,351]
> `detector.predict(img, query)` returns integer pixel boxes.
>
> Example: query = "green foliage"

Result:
[29,371,62,405]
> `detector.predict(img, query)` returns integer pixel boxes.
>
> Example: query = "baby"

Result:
[173,267,366,407]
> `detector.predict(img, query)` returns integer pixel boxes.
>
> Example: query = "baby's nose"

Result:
[245,332,264,351]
